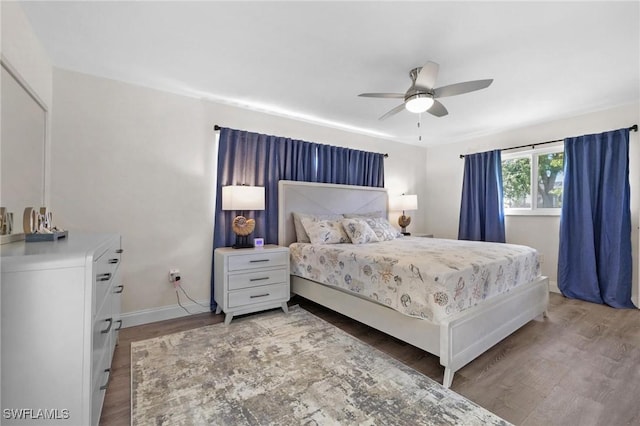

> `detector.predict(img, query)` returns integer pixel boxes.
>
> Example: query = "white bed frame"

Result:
[278,180,549,388]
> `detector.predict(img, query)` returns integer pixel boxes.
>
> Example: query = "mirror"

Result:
[1,61,47,243]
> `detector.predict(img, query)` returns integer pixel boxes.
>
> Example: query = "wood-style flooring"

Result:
[100,292,640,425]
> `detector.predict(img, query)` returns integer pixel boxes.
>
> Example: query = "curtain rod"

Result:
[214,124,389,158]
[459,124,638,159]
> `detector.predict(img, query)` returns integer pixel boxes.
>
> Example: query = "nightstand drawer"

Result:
[228,251,288,272]
[228,283,289,308]
[228,268,288,291]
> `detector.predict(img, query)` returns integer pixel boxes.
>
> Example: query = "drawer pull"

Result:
[101,318,113,334]
[108,258,119,264]
[115,320,123,331]
[99,368,111,391]
[249,259,270,263]
[249,277,269,282]
[115,284,124,294]
[97,273,112,282]
[250,293,270,299]
[115,249,124,254]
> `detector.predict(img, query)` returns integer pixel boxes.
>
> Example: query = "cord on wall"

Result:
[174,280,209,315]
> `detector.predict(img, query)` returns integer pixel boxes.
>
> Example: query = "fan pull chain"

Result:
[417,114,422,142]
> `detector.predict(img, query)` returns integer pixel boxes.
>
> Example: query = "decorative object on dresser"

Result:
[222,185,265,248]
[131,307,508,425]
[390,193,418,235]
[0,207,13,235]
[214,245,290,324]
[21,206,67,242]
[1,233,124,426]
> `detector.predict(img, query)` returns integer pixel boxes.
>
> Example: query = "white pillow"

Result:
[341,218,379,244]
[362,217,402,241]
[293,212,344,243]
[300,217,350,245]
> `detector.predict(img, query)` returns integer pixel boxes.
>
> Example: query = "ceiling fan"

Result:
[359,61,493,120]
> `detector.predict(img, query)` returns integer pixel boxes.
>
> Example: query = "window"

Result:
[502,145,564,215]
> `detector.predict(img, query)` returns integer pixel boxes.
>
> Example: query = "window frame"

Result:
[502,143,564,216]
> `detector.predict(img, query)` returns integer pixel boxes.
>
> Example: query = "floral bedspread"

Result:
[290,237,541,323]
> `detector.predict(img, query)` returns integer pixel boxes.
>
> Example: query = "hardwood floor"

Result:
[100,292,640,425]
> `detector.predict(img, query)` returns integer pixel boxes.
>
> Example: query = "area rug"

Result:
[131,306,509,425]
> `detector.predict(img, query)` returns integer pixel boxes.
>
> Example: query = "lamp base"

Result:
[398,214,412,236]
[232,234,254,249]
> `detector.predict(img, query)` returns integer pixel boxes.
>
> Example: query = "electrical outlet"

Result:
[169,268,181,283]
[539,254,545,264]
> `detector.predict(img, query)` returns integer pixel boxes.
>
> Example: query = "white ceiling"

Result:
[19,1,640,146]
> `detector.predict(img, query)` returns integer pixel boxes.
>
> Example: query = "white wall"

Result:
[51,69,428,321]
[425,103,640,305]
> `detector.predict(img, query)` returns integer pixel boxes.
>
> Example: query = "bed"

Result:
[278,180,549,388]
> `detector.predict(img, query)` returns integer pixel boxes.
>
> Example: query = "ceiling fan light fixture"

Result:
[405,94,434,113]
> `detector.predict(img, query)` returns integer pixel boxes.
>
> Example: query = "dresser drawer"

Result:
[228,268,288,291]
[94,243,121,312]
[227,251,288,272]
[91,353,111,426]
[228,283,289,308]
[92,301,113,379]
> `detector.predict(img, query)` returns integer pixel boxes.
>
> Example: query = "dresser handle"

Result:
[100,368,111,391]
[101,318,113,334]
[115,284,124,294]
[249,277,269,282]
[97,273,112,282]
[108,258,119,264]
[115,320,123,331]
[115,249,124,254]
[249,259,269,263]
[250,293,270,299]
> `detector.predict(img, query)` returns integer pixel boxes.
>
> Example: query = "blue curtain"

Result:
[211,127,385,309]
[315,145,385,187]
[558,128,635,308]
[458,149,505,242]
[347,148,385,187]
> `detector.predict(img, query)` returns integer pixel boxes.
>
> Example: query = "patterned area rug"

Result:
[131,306,509,425]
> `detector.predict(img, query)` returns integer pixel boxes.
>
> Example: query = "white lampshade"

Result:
[405,94,434,113]
[390,194,418,211]
[222,186,265,211]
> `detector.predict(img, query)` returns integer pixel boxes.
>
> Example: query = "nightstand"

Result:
[412,233,434,238]
[214,245,290,325]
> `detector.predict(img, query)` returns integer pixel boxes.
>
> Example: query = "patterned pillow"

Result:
[341,218,379,244]
[293,212,344,243]
[300,217,350,245]
[362,217,402,241]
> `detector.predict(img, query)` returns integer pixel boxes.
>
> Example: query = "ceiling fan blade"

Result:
[358,93,405,99]
[414,61,439,90]
[379,103,406,121]
[434,79,493,98]
[427,99,448,117]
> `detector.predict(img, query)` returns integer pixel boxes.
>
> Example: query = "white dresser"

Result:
[214,245,290,324]
[1,233,123,425]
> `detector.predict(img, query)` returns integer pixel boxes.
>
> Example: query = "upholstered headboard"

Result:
[278,180,388,246]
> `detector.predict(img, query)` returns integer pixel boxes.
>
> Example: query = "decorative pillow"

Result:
[341,218,379,245]
[343,211,385,219]
[300,217,350,245]
[293,212,344,243]
[362,217,402,241]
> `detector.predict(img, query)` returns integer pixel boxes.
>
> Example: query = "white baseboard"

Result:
[121,299,212,328]
[548,280,560,294]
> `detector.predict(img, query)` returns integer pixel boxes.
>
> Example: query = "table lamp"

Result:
[222,185,265,248]
[391,194,418,235]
